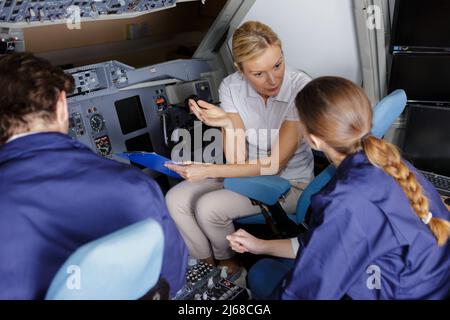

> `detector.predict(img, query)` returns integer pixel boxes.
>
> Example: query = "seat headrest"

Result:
[372,89,407,138]
[45,218,164,300]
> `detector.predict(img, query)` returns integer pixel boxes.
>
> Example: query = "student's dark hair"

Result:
[0,53,74,144]
[295,76,450,246]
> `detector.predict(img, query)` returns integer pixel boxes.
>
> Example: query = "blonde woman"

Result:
[227,77,450,299]
[165,21,314,275]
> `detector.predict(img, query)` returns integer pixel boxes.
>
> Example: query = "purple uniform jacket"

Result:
[0,133,187,299]
[282,152,450,300]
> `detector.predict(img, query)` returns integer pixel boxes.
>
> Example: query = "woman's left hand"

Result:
[189,99,233,129]
[164,162,213,182]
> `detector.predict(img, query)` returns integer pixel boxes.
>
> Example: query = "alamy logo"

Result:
[170,123,281,175]
[366,5,383,30]
[66,265,81,290]
[66,5,81,30]
[366,265,381,290]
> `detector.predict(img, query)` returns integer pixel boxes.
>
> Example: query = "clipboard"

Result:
[116,152,183,179]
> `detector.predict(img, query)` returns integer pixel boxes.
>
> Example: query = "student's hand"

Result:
[226,229,266,255]
[189,99,233,129]
[164,162,213,182]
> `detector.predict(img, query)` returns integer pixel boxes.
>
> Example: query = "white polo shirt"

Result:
[219,68,314,184]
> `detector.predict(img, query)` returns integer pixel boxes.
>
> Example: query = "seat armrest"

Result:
[224,176,292,206]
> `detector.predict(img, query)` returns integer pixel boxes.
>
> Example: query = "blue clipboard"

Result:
[116,152,183,179]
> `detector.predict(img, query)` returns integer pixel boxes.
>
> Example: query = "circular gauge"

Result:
[90,114,105,133]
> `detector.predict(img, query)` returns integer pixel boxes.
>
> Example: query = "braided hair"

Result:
[295,76,450,246]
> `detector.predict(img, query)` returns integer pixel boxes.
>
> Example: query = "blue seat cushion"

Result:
[235,212,298,225]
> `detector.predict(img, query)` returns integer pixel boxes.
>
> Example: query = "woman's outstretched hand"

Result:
[164,162,214,182]
[189,99,233,129]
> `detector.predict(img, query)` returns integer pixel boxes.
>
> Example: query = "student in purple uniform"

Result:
[0,53,187,299]
[227,77,450,300]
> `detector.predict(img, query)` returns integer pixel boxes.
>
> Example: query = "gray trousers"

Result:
[165,178,304,260]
